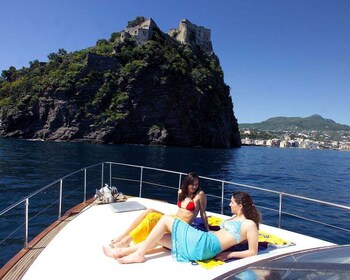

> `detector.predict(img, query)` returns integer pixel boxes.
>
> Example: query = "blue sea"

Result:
[0,138,349,266]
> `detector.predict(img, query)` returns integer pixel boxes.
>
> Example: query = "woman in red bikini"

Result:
[109,172,209,249]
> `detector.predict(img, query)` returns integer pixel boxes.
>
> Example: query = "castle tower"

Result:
[168,19,213,54]
[122,18,158,45]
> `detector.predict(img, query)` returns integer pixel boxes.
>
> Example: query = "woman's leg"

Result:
[103,232,172,259]
[103,233,171,259]
[157,233,172,249]
[118,215,175,264]
[110,208,162,248]
[104,243,141,259]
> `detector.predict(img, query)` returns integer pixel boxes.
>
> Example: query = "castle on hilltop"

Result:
[120,17,213,54]
[168,19,212,54]
[121,18,158,45]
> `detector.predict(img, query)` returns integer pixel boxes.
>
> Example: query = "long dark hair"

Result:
[178,172,201,202]
[233,191,261,229]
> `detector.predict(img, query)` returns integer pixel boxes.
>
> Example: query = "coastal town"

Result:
[241,130,350,151]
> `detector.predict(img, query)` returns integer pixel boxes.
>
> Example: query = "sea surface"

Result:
[0,138,349,266]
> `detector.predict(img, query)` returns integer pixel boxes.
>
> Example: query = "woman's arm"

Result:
[177,189,182,202]
[198,191,210,231]
[214,221,259,261]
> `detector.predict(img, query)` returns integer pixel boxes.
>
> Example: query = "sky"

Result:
[1,0,350,125]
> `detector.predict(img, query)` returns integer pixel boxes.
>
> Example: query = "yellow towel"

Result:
[208,216,223,226]
[258,230,292,246]
[130,212,163,244]
[195,259,225,269]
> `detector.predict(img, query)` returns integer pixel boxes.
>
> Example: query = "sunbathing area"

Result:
[14,197,333,280]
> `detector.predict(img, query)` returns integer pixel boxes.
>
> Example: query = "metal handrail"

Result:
[0,162,103,217]
[1,161,349,266]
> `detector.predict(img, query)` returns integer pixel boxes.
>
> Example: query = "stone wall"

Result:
[168,19,213,54]
[123,18,158,45]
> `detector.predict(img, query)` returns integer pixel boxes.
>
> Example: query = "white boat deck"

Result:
[21,197,334,280]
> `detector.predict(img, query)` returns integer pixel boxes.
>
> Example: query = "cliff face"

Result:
[0,20,241,148]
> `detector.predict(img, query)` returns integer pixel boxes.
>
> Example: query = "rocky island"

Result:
[0,17,240,148]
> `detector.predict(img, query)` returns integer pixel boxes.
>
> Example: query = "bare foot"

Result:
[111,237,121,243]
[117,252,145,264]
[110,240,130,248]
[103,246,127,259]
[110,236,132,248]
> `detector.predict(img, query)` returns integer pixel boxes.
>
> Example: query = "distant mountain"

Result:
[240,115,350,132]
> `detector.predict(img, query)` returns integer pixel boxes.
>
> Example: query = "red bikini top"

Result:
[177,200,196,211]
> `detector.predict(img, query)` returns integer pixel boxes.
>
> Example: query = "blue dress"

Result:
[171,218,222,262]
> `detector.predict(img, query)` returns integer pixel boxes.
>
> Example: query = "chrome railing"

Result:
[0,162,103,250]
[1,161,349,267]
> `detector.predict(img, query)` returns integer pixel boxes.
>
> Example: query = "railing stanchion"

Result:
[109,162,112,188]
[178,174,182,190]
[59,180,63,220]
[101,163,104,188]
[24,198,29,249]
[83,169,87,202]
[278,193,283,228]
[139,167,144,197]
[221,182,225,214]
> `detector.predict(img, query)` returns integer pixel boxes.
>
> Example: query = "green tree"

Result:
[96,39,113,55]
[48,48,67,63]
[109,32,120,43]
[1,66,17,82]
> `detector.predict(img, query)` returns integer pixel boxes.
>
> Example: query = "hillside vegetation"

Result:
[240,115,350,142]
[240,115,350,131]
[0,19,240,148]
